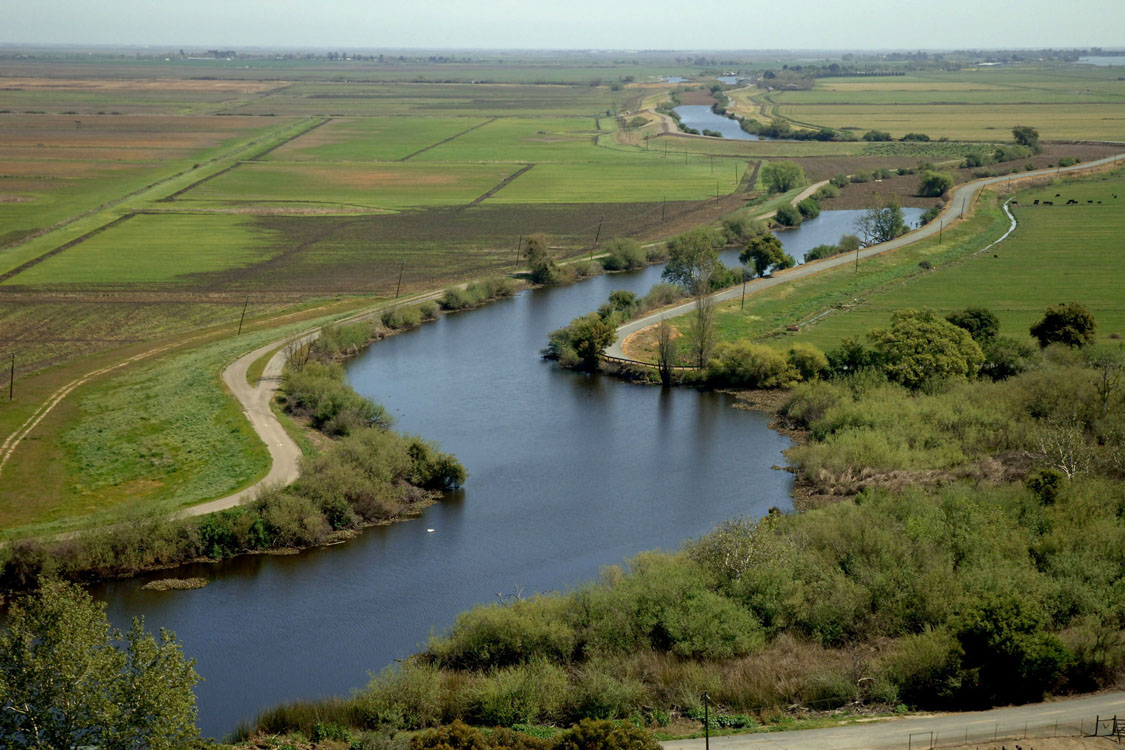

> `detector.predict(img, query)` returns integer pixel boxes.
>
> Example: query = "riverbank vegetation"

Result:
[244,348,1123,744]
[0,327,464,593]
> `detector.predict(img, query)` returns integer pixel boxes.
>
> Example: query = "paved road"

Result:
[607,152,1125,362]
[663,691,1124,750]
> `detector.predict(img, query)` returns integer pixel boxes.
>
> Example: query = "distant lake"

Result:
[716,75,740,85]
[1078,56,1125,66]
[674,105,761,140]
[664,75,688,83]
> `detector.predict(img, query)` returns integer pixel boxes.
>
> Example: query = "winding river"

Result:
[90,211,897,739]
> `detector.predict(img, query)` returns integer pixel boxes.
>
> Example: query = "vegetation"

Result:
[1030,302,1097,349]
[918,171,954,197]
[661,228,723,291]
[740,234,795,278]
[855,197,907,245]
[760,161,805,193]
[0,579,202,749]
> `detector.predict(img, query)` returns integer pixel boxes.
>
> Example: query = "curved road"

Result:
[663,690,1124,750]
[607,152,1125,363]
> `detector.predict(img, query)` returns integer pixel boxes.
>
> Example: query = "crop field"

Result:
[218,81,619,117]
[412,116,603,162]
[177,161,523,210]
[263,116,491,162]
[769,67,1125,140]
[0,76,284,115]
[782,171,1125,350]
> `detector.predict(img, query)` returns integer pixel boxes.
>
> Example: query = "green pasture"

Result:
[265,116,490,162]
[177,161,521,209]
[782,172,1125,349]
[486,159,748,203]
[221,82,617,117]
[5,213,275,285]
[773,102,1125,141]
[414,116,603,162]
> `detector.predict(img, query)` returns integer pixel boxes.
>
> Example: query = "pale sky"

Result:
[3,0,1122,50]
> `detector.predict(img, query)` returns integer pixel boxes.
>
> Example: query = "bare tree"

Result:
[687,277,716,370]
[656,319,675,386]
[1028,418,1091,479]
[1090,355,1123,417]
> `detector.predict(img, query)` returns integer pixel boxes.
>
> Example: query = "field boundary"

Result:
[0,213,137,284]
[463,163,535,207]
[398,117,497,161]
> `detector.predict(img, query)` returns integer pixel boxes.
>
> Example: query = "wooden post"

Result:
[395,260,405,298]
[516,234,523,263]
[237,296,249,335]
[740,278,746,310]
[939,220,943,244]
[661,196,666,222]
[703,692,710,750]
[8,354,13,402]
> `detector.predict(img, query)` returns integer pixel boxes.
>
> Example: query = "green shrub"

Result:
[787,343,828,380]
[430,596,578,670]
[814,183,840,200]
[774,204,801,227]
[829,173,850,188]
[553,719,659,750]
[797,197,821,219]
[601,238,646,271]
[706,342,800,388]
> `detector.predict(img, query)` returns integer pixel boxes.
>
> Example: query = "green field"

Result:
[488,160,747,202]
[265,116,490,162]
[7,214,276,285]
[413,116,603,162]
[179,161,522,209]
[782,172,1125,349]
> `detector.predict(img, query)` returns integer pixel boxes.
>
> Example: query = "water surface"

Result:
[674,104,761,140]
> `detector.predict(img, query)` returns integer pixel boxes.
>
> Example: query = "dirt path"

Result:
[607,153,1125,364]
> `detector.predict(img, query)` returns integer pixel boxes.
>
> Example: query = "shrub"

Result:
[553,719,660,750]
[829,173,850,188]
[429,597,578,670]
[774,203,802,227]
[918,171,954,197]
[863,130,892,142]
[1058,156,1079,168]
[1030,302,1096,348]
[797,197,821,219]
[788,344,828,381]
[804,243,840,262]
[814,183,840,200]
[706,342,800,388]
[850,170,872,184]
[902,132,931,142]
[601,238,646,271]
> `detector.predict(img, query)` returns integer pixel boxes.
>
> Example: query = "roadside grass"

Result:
[178,160,523,209]
[781,171,1125,350]
[6,213,276,285]
[0,313,344,537]
[265,116,490,162]
[246,343,286,386]
[639,193,1010,361]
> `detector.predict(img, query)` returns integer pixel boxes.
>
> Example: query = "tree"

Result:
[686,280,716,370]
[760,161,805,193]
[868,308,984,389]
[740,233,795,278]
[945,307,1000,342]
[1029,302,1096,348]
[1012,124,1041,151]
[918,170,954,197]
[661,228,721,291]
[855,195,907,245]
[0,579,201,749]
[656,320,675,386]
[862,129,892,142]
[545,313,615,371]
[796,197,821,219]
[523,233,558,285]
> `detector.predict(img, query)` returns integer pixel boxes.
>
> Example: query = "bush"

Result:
[850,170,873,184]
[797,197,821,219]
[805,243,840,262]
[863,130,892,142]
[774,203,802,227]
[417,302,440,321]
[1058,156,1079,168]
[1030,302,1096,348]
[706,342,800,388]
[600,238,646,271]
[553,719,660,750]
[829,173,850,188]
[918,171,954,198]
[788,344,828,381]
[902,132,931,142]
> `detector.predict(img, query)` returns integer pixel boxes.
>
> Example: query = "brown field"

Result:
[0,113,277,153]
[0,77,283,94]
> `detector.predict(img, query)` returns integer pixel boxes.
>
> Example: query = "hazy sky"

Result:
[4,0,1122,50]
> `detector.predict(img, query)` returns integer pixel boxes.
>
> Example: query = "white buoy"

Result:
[427,529,435,533]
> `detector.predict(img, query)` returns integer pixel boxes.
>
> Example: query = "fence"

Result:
[907,714,1120,749]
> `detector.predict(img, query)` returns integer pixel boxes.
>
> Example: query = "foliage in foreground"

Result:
[252,356,1123,738]
[0,579,202,749]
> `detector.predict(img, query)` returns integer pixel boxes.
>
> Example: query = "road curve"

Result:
[607,152,1125,363]
[663,690,1125,750]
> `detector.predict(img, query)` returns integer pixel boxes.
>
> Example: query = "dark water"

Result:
[88,211,876,738]
[779,207,927,262]
[674,104,761,140]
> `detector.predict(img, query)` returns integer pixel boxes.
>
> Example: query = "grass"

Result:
[489,160,748,203]
[413,116,602,162]
[6,214,276,285]
[265,116,491,162]
[178,161,523,210]
[782,170,1125,350]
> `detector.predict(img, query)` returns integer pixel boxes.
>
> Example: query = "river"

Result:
[674,104,761,140]
[90,211,889,739]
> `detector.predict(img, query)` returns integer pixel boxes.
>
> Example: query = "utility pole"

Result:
[703,692,710,750]
[237,296,249,335]
[594,215,604,246]
[939,219,943,245]
[661,195,666,222]
[395,260,405,298]
[855,241,861,273]
[516,233,523,263]
[710,154,713,174]
[740,276,747,310]
[8,354,13,402]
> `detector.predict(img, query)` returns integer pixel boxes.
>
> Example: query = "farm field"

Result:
[768,67,1125,140]
[2,55,1124,531]
[781,170,1125,350]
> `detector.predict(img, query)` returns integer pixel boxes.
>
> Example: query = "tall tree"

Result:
[740,233,795,278]
[1029,302,1096,348]
[855,195,907,245]
[687,279,716,369]
[869,308,984,389]
[661,228,721,291]
[760,161,805,193]
[0,579,201,749]
[523,233,558,284]
[1011,125,1041,152]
